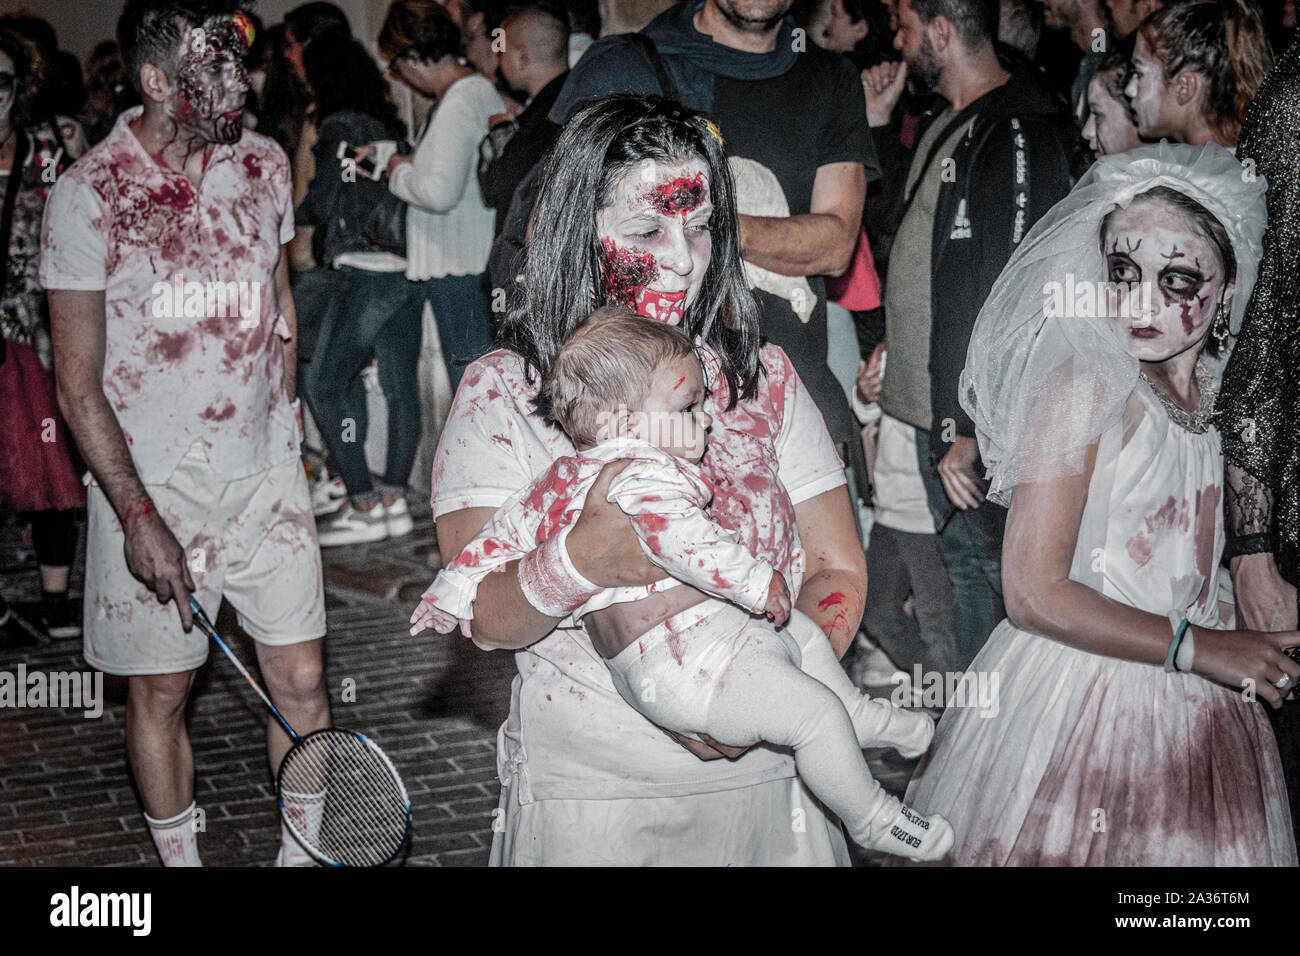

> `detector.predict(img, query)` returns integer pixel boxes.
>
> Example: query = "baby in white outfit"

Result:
[412,307,953,860]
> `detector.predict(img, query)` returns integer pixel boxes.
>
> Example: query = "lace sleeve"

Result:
[1224,463,1273,559]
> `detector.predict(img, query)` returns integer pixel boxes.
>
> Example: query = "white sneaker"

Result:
[311,476,347,517]
[316,502,389,547]
[385,497,414,538]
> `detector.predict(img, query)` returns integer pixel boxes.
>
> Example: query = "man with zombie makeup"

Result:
[40,0,331,867]
[867,0,1075,668]
[548,0,878,446]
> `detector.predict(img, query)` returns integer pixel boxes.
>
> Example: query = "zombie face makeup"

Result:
[1083,73,1142,159]
[632,353,713,462]
[1124,34,1181,141]
[170,17,251,146]
[596,157,713,326]
[1101,199,1233,363]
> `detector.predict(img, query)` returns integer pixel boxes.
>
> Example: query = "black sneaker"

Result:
[41,595,82,639]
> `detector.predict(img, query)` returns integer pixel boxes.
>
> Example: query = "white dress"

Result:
[903,383,1297,865]
[432,345,853,866]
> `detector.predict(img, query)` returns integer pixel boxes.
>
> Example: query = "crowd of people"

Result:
[3,0,1300,866]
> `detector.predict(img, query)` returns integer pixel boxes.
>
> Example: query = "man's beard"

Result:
[712,0,793,34]
[907,33,943,94]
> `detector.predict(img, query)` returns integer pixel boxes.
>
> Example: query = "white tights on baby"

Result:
[608,604,952,860]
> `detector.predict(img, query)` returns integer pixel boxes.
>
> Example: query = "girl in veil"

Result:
[903,142,1298,865]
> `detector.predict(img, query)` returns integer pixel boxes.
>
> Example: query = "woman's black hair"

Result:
[498,94,763,416]
[1093,34,1136,115]
[840,0,898,68]
[303,31,404,137]
[377,0,461,64]
[255,22,309,156]
[285,1,351,45]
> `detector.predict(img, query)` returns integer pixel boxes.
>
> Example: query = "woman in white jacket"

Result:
[377,0,504,392]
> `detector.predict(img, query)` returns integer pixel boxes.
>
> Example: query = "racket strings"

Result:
[280,730,410,867]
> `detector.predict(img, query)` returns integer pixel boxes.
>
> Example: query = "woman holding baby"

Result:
[430,95,869,865]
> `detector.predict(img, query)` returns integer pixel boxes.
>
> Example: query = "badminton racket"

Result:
[188,594,412,867]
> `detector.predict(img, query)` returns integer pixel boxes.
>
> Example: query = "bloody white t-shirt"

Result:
[39,107,298,484]
[432,343,845,802]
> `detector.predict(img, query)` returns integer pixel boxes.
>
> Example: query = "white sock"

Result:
[855,698,935,758]
[144,801,202,867]
[277,788,326,867]
[857,792,954,862]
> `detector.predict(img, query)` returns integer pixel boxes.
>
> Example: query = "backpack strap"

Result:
[623,32,679,102]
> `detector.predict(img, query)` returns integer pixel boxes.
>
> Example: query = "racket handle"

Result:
[188,595,300,742]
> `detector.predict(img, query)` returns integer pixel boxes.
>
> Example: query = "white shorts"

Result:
[84,446,326,675]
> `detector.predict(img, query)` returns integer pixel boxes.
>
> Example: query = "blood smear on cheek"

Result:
[600,238,657,311]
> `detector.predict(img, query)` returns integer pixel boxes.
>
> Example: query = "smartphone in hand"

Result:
[337,140,397,181]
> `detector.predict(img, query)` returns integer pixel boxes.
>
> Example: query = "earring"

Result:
[1213,304,1231,351]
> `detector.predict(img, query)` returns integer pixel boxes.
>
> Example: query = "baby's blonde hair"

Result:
[542,305,697,446]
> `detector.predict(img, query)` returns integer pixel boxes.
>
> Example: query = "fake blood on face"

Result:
[650,173,706,221]
[600,237,657,310]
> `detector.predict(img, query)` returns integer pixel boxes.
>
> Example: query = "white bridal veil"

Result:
[960,141,1268,509]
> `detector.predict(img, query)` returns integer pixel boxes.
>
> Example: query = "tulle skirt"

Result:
[903,620,1297,866]
[0,340,85,515]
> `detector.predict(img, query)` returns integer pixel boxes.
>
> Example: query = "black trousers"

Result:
[24,509,78,569]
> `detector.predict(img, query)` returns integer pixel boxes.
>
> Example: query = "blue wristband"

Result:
[1164,617,1190,673]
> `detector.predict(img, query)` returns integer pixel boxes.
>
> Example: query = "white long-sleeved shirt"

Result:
[389,72,504,280]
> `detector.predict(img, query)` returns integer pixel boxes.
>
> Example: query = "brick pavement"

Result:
[0,504,516,866]
[0,501,913,867]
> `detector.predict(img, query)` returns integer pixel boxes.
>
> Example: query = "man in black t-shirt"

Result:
[548,0,879,445]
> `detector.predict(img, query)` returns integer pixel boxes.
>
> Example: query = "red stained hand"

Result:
[765,571,791,627]
[121,498,195,631]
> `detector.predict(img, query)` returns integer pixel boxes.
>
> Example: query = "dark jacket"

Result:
[479,72,566,238]
[298,109,406,267]
[877,67,1076,441]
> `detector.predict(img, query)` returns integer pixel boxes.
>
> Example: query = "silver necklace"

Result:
[1140,359,1217,434]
